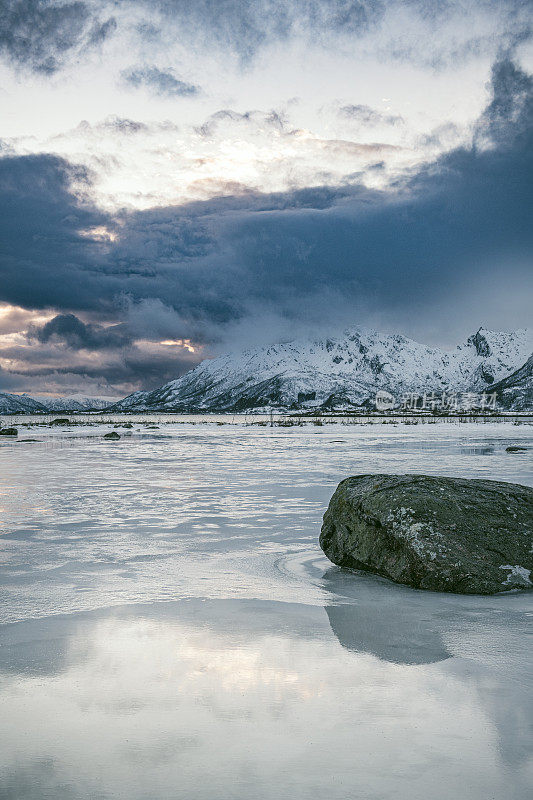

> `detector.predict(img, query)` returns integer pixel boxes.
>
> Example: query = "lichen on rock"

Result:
[320,474,533,594]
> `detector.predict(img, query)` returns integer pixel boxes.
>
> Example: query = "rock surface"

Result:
[491,354,533,411]
[0,427,18,436]
[320,475,533,594]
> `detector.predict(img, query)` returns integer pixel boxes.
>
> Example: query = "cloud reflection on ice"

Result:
[0,420,532,798]
[0,594,531,800]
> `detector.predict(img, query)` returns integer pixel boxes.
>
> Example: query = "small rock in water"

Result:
[50,418,70,425]
[320,474,533,595]
[104,431,121,440]
[506,446,528,452]
[0,427,18,436]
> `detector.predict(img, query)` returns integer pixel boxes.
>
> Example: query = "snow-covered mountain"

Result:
[0,393,118,414]
[111,327,533,412]
[34,395,120,412]
[491,355,533,411]
[0,393,48,415]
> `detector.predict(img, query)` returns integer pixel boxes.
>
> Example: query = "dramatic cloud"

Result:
[0,306,202,394]
[0,153,109,311]
[122,65,199,97]
[476,56,533,147]
[7,107,407,211]
[1,11,532,395]
[2,1,529,77]
[0,0,116,73]
[130,0,531,67]
[28,313,134,350]
[136,0,384,61]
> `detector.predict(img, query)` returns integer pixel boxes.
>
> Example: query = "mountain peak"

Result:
[467,328,492,357]
[112,326,533,413]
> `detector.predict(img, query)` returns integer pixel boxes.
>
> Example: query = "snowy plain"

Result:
[0,417,532,800]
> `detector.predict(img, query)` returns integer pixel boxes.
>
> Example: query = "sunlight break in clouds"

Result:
[0,0,532,394]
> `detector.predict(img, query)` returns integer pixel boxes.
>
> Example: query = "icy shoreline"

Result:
[1,421,532,799]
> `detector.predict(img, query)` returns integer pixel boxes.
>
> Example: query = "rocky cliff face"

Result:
[112,326,533,412]
[490,355,533,411]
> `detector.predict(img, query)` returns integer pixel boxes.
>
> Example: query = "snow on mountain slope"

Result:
[36,395,120,412]
[112,327,533,412]
[491,354,533,411]
[0,393,119,415]
[0,393,48,415]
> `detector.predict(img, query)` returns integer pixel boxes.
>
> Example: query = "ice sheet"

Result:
[0,419,532,799]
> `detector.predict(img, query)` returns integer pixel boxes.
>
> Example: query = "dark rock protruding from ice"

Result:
[320,475,533,594]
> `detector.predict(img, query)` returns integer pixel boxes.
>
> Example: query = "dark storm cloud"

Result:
[0,365,22,391]
[383,27,532,72]
[140,0,383,61]
[1,1,529,75]
[476,57,533,147]
[3,349,197,390]
[0,0,116,73]
[28,313,134,350]
[0,56,531,389]
[122,65,200,97]
[0,153,110,311]
[133,0,531,67]
[71,349,197,387]
[107,58,531,331]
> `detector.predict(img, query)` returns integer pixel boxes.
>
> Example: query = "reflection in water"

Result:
[324,604,450,665]
[322,566,451,664]
[0,597,532,800]
[321,564,533,788]
[0,421,532,799]
[459,445,495,455]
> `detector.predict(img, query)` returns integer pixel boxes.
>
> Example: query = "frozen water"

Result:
[0,418,532,799]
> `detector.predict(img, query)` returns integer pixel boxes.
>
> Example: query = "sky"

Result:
[0,0,532,398]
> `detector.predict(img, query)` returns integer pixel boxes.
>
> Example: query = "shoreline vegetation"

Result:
[1,411,533,425]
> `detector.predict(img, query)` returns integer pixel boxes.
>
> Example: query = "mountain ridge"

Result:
[111,326,533,413]
[0,394,119,415]
[490,354,533,411]
[2,327,531,414]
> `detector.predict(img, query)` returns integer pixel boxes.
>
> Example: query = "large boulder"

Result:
[320,475,533,594]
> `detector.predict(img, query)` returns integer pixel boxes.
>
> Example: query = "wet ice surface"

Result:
[0,420,532,799]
